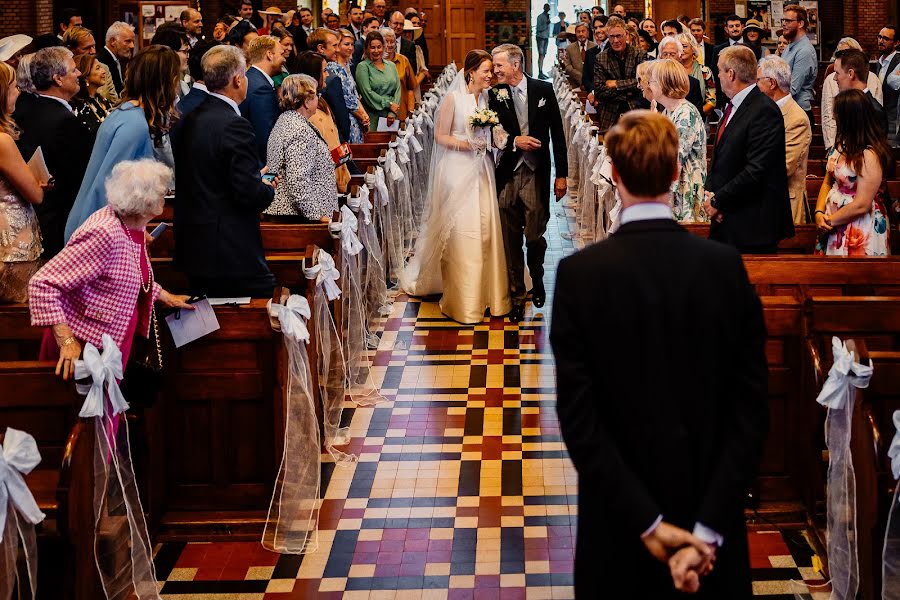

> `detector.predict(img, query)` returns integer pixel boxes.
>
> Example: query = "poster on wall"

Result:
[746,1,773,38]
[136,2,191,45]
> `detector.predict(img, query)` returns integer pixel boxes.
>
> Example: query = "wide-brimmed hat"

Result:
[0,34,32,62]
[258,6,284,17]
[744,19,764,33]
[403,19,423,40]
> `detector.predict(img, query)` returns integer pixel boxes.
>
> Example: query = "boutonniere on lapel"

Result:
[538,97,547,108]
[492,87,511,105]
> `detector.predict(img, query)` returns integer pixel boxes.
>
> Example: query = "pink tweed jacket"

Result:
[29,206,162,350]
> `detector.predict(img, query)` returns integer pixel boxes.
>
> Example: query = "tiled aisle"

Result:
[153,207,825,599]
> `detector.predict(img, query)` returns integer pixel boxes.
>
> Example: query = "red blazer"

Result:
[29,206,161,350]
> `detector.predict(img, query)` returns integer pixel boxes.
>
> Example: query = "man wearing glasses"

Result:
[877,26,899,146]
[588,16,647,132]
[779,4,817,126]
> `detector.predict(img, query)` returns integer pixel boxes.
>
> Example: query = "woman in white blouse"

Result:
[264,74,339,223]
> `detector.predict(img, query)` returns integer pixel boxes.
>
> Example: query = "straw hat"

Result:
[403,19,423,40]
[0,34,32,62]
[258,6,284,17]
[744,19,764,33]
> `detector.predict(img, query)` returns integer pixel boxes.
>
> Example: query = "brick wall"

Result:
[0,0,52,37]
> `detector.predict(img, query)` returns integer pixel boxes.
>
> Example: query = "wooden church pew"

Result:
[743,256,900,299]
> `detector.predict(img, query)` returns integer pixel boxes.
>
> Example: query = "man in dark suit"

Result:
[239,35,284,166]
[388,11,417,69]
[581,17,606,90]
[834,48,888,136]
[171,40,216,144]
[351,17,381,74]
[14,47,91,259]
[588,16,647,133]
[876,25,900,146]
[705,45,792,254]
[689,18,715,68]
[174,45,277,298]
[551,110,768,599]
[290,7,313,51]
[711,14,744,108]
[309,27,353,144]
[490,44,567,323]
[96,21,135,96]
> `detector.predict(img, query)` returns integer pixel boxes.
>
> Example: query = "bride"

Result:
[399,49,511,324]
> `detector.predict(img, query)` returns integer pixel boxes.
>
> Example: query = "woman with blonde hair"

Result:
[0,62,44,303]
[648,59,706,221]
[675,33,715,117]
[636,59,657,111]
[327,28,369,143]
[264,74,340,222]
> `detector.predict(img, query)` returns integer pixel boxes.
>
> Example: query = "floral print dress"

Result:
[327,61,364,144]
[815,149,889,256]
[666,101,707,222]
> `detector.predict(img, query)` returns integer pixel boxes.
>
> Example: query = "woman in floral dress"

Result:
[327,28,368,143]
[649,59,706,222]
[814,90,891,256]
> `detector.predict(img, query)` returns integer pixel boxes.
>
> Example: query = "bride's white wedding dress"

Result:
[399,83,511,324]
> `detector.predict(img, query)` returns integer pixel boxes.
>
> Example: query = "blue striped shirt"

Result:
[781,35,817,111]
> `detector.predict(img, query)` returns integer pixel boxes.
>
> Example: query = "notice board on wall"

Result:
[131,1,191,47]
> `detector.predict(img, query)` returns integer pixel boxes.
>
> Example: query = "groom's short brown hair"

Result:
[604,111,679,198]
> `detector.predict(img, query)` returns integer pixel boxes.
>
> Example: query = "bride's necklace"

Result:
[117,215,152,294]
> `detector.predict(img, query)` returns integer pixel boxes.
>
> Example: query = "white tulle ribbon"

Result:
[75,334,129,417]
[268,295,311,343]
[409,130,423,153]
[386,151,404,181]
[375,167,390,207]
[348,186,373,225]
[884,410,900,600]
[336,206,364,256]
[303,250,342,301]
[816,337,873,409]
[396,137,411,164]
[0,429,44,542]
[890,411,900,480]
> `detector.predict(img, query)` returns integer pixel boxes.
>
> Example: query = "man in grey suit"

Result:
[562,23,596,86]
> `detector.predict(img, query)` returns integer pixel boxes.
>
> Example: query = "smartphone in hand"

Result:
[262,173,277,184]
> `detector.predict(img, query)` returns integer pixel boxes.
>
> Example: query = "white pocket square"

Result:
[538,98,547,108]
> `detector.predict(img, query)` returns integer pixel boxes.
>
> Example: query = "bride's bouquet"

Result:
[468,108,507,154]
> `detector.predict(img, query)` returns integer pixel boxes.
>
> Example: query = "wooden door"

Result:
[422,2,444,67]
[651,0,700,21]
[444,0,484,66]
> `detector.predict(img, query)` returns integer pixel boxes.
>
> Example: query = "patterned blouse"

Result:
[689,60,716,113]
[264,110,339,220]
[326,61,365,144]
[72,94,113,138]
[665,101,707,222]
[0,172,42,263]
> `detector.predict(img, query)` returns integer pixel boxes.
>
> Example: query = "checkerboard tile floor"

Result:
[152,205,829,598]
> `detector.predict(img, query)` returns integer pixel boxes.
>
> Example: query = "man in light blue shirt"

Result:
[779,4,817,123]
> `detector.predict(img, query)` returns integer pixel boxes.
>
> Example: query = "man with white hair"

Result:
[97,21,135,99]
[757,55,811,224]
[174,45,278,298]
[704,45,792,253]
[15,47,92,258]
[657,35,705,116]
[489,43,567,323]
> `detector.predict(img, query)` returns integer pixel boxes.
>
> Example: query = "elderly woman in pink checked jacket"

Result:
[29,159,192,380]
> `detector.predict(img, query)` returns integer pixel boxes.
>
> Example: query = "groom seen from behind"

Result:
[490,44,567,323]
[551,111,768,598]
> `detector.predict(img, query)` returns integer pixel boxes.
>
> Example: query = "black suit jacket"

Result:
[239,67,279,166]
[399,37,417,70]
[14,94,92,258]
[489,76,567,206]
[551,218,767,598]
[171,85,208,145]
[878,53,900,126]
[173,95,276,296]
[707,86,793,250]
[581,44,603,90]
[96,46,124,93]
[415,35,429,68]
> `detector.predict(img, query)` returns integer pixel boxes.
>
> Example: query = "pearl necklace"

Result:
[118,216,152,294]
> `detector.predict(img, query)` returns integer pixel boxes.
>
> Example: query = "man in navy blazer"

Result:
[308,27,353,144]
[172,40,216,144]
[239,35,284,166]
[174,45,277,298]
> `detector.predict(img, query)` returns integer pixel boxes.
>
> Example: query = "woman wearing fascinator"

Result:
[398,49,511,324]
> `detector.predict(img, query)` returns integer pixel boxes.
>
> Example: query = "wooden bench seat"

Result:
[349,143,388,159]
[683,223,900,255]
[744,255,900,298]
[364,132,396,144]
[151,254,308,294]
[148,222,336,258]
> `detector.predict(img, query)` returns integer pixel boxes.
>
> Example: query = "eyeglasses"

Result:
[780,18,797,23]
[607,33,625,39]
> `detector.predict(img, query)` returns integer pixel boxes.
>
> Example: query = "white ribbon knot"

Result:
[409,131,423,153]
[889,410,900,480]
[268,295,311,343]
[75,334,129,417]
[348,186,373,225]
[304,250,342,301]
[386,152,404,182]
[815,336,874,410]
[374,168,390,207]
[337,206,364,256]
[0,428,45,542]
[396,138,411,164]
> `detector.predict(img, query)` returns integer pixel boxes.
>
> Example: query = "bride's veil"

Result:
[398,69,488,295]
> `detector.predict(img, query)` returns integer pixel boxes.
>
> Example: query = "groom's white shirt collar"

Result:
[513,75,528,96]
[620,202,673,224]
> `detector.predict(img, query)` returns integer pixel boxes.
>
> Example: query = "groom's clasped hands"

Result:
[641,521,717,593]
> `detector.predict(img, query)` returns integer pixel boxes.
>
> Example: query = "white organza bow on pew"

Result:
[263,295,321,554]
[792,337,873,600]
[303,250,355,463]
[0,428,45,600]
[883,410,900,599]
[74,334,160,600]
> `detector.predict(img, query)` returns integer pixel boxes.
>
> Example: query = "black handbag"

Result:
[120,307,163,408]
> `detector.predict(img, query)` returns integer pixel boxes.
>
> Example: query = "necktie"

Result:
[715,102,733,145]
[581,44,586,62]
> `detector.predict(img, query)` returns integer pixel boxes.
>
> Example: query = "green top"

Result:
[355,59,401,115]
